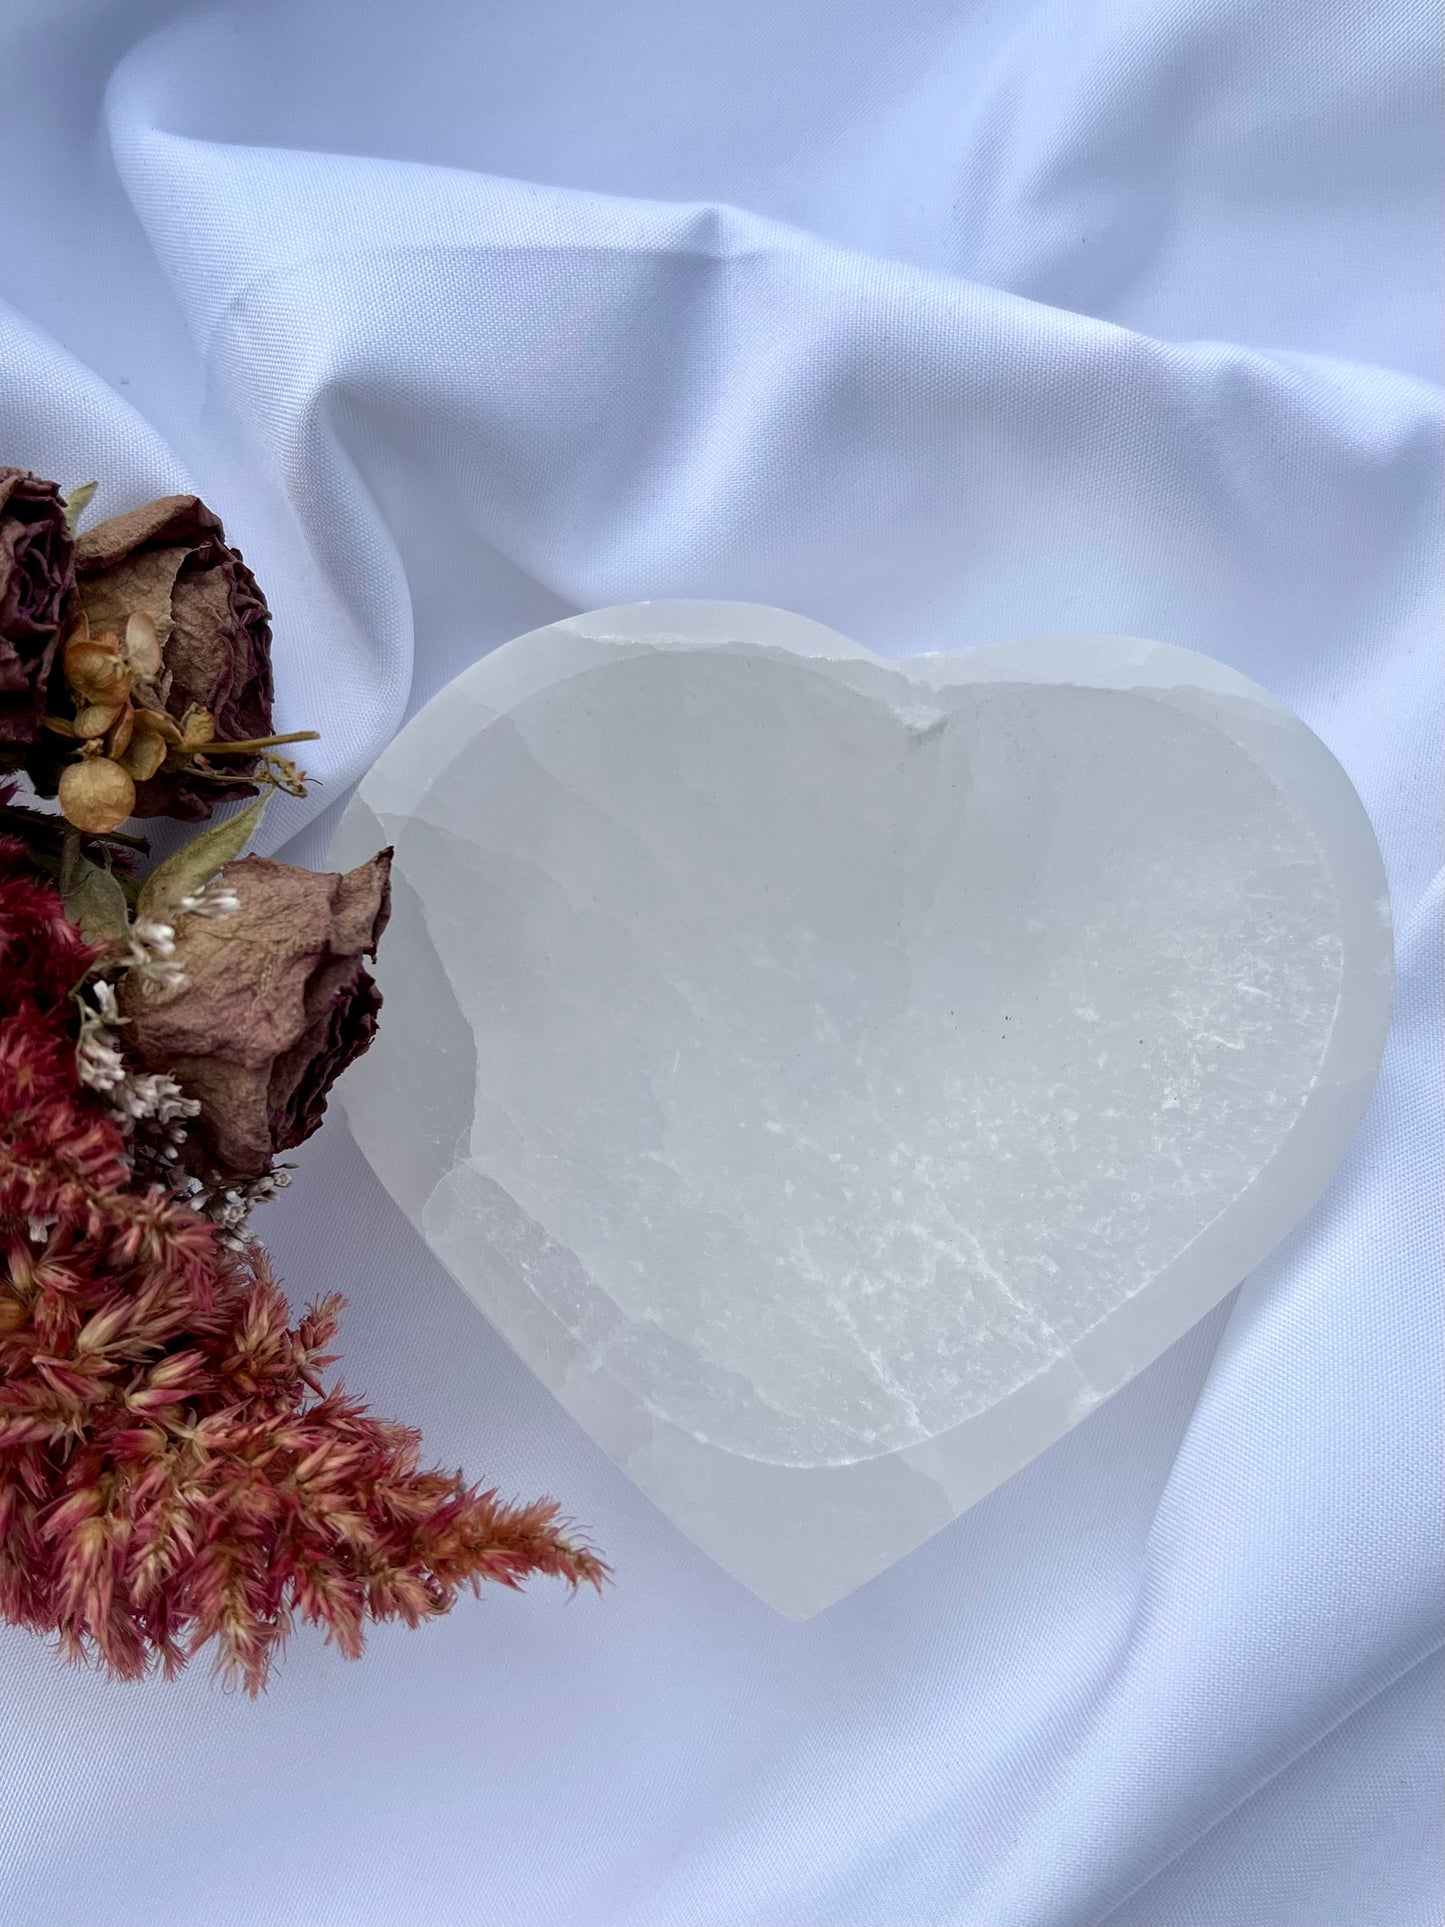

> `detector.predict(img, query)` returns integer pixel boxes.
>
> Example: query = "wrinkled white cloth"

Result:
[1,4,1441,1925]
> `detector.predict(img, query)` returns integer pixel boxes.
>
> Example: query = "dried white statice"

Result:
[73,968,199,1129]
[75,1024,127,1095]
[177,877,240,919]
[176,1165,294,1249]
[123,918,187,991]
[74,981,128,1096]
[71,885,228,1111]
[110,1070,200,1126]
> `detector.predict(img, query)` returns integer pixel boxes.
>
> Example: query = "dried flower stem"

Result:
[197,730,319,756]
[0,803,148,856]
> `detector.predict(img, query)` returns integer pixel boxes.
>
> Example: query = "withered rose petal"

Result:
[267,956,384,1153]
[265,848,390,1153]
[0,468,77,745]
[72,494,274,820]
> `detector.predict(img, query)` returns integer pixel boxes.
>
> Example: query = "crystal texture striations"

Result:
[328,602,1393,1616]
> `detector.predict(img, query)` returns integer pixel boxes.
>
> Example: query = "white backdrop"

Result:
[1,3,1441,1924]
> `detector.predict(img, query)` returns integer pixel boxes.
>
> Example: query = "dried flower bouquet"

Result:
[0,469,606,1693]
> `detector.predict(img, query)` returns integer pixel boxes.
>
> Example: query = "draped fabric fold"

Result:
[1,4,1439,1924]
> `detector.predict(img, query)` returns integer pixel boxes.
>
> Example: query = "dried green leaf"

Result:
[136,796,267,924]
[63,481,99,533]
[62,852,132,949]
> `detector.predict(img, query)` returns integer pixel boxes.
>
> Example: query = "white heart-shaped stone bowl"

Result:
[327,601,1392,1616]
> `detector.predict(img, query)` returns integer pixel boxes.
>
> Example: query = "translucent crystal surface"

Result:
[328,602,1393,1616]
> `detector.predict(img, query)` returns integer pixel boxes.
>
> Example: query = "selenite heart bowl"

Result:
[327,601,1392,1615]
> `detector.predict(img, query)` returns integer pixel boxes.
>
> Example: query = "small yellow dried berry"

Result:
[73,701,128,741]
[131,704,183,747]
[58,757,137,835]
[104,706,136,758]
[120,727,167,781]
[64,636,131,705]
[179,705,216,750]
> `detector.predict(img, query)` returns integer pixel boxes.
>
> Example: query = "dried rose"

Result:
[120,849,392,1176]
[66,494,274,819]
[0,468,76,745]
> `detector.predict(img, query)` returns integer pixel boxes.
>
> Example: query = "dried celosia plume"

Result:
[0,828,608,1694]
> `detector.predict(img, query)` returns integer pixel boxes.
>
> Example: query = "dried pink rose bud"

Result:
[120,849,392,1176]
[0,468,76,745]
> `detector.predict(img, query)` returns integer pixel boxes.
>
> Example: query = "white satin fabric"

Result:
[1,4,1440,1924]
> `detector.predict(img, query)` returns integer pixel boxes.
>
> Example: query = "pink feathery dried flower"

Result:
[0,810,608,1692]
